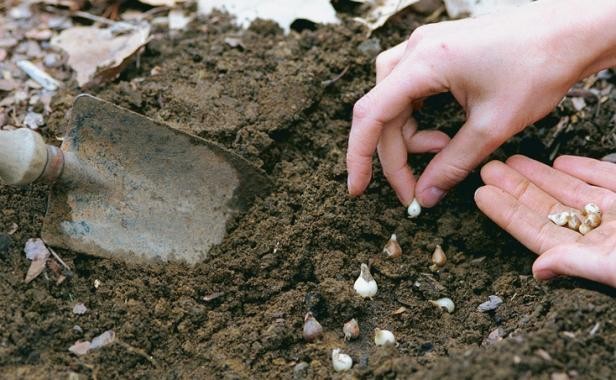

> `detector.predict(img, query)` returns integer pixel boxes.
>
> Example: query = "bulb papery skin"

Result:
[584,203,601,215]
[383,234,402,258]
[430,297,455,313]
[407,198,421,219]
[343,319,360,340]
[374,328,396,346]
[332,349,353,372]
[354,264,377,298]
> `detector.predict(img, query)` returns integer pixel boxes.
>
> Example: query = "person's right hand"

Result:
[347,0,616,208]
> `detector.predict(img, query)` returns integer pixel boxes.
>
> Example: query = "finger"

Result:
[348,60,444,196]
[553,155,616,193]
[416,111,511,207]
[480,160,566,216]
[506,155,616,212]
[377,119,416,206]
[376,41,407,83]
[533,244,616,287]
[404,123,450,154]
[474,185,579,254]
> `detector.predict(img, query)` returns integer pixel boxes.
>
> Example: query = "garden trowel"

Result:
[0,94,271,264]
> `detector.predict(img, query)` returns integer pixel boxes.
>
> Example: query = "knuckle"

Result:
[375,52,390,72]
[440,161,470,186]
[382,164,406,181]
[353,93,374,120]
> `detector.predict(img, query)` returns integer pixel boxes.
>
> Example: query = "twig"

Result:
[45,244,72,271]
[116,340,159,368]
[321,66,350,87]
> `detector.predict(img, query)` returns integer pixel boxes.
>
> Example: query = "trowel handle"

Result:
[0,128,64,185]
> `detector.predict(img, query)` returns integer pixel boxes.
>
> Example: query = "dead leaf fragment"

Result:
[443,0,531,18]
[198,0,339,32]
[354,0,420,32]
[51,23,150,87]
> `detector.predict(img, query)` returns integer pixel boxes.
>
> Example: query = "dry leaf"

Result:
[354,0,420,32]
[443,0,531,18]
[197,0,339,32]
[51,23,150,87]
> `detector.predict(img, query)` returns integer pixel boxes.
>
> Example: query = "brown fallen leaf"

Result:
[51,23,150,87]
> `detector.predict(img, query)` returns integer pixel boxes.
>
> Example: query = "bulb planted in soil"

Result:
[343,318,360,340]
[302,312,323,342]
[354,263,377,299]
[383,234,402,258]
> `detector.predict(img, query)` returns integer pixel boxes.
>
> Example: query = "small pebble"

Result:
[23,111,44,130]
[72,303,87,315]
[43,53,62,68]
[478,295,503,312]
[358,38,381,58]
[0,233,12,255]
[293,362,310,379]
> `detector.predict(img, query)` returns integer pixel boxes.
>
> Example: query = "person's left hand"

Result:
[475,154,616,287]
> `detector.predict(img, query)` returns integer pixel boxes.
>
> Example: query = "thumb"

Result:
[532,244,616,287]
[415,110,513,207]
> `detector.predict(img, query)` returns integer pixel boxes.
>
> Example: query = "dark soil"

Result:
[2,10,615,380]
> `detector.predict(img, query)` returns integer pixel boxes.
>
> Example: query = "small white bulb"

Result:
[354,263,377,299]
[374,328,396,346]
[331,348,353,372]
[578,223,593,235]
[429,297,455,313]
[583,203,601,216]
[584,213,601,228]
[567,212,582,230]
[407,198,421,219]
[548,211,570,226]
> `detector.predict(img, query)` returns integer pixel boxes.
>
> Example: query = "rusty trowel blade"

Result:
[42,94,271,264]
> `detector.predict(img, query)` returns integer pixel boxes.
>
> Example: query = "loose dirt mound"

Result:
[1,12,614,379]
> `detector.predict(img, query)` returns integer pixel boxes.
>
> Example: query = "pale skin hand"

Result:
[475,155,616,287]
[347,0,616,207]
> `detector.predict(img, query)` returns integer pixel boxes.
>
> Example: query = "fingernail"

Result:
[533,269,557,281]
[418,187,446,207]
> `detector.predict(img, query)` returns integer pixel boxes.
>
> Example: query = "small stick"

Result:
[116,340,159,368]
[46,245,71,271]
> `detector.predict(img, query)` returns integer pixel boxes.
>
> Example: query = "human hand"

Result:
[475,155,616,287]
[347,0,616,208]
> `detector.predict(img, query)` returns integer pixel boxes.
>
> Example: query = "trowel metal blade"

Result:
[42,94,271,264]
